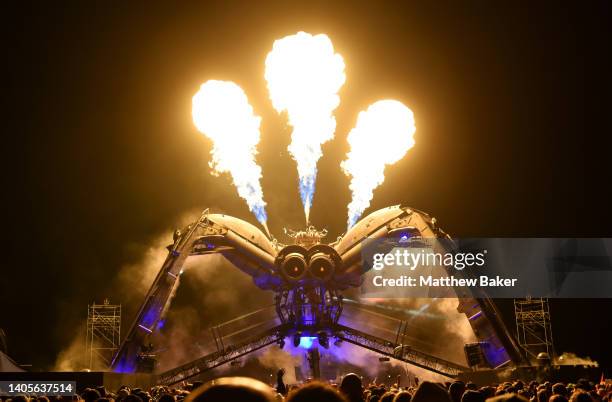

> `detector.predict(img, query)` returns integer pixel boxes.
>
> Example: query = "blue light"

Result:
[252,204,268,226]
[347,214,359,229]
[299,172,316,219]
[113,359,137,373]
[299,336,316,349]
[484,346,510,368]
[142,307,159,328]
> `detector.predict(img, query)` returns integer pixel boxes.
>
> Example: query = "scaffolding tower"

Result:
[86,299,121,369]
[514,297,554,361]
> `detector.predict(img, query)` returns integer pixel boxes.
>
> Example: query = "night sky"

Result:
[3,2,611,372]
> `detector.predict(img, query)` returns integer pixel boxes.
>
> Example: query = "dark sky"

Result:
[3,1,611,372]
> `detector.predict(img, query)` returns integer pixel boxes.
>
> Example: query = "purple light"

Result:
[299,336,316,349]
[113,360,137,373]
[468,311,483,320]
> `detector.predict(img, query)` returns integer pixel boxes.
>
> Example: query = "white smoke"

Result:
[555,352,598,367]
[257,347,301,384]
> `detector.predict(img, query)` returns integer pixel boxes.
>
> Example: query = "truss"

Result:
[157,325,285,385]
[155,320,468,385]
[514,298,554,360]
[336,324,468,378]
[86,300,121,369]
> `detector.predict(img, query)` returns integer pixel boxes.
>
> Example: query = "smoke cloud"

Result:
[555,352,598,367]
[54,322,89,371]
[154,253,274,371]
[53,211,201,371]
[256,347,301,384]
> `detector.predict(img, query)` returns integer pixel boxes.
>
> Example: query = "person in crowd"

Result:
[553,383,569,398]
[184,376,275,402]
[486,394,529,402]
[276,368,288,396]
[340,373,365,402]
[569,392,594,402]
[462,390,484,402]
[380,391,396,402]
[393,391,412,402]
[550,395,569,402]
[285,381,347,402]
[158,394,176,402]
[538,389,550,402]
[411,381,451,402]
[2,373,611,402]
[81,389,101,402]
[450,382,467,402]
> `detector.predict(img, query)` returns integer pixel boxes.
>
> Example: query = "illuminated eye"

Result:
[309,254,335,280]
[281,253,307,280]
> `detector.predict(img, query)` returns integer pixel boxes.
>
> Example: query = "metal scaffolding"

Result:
[86,299,121,369]
[157,325,285,385]
[514,297,554,361]
[336,324,469,378]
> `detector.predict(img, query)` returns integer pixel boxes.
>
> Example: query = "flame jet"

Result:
[265,32,346,222]
[192,80,269,233]
[341,100,416,229]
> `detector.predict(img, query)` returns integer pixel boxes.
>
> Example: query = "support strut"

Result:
[336,324,469,378]
[157,325,286,385]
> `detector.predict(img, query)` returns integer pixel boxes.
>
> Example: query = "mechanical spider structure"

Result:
[111,205,526,384]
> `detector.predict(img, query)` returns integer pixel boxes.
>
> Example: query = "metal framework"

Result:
[112,206,526,378]
[86,299,121,369]
[155,318,468,385]
[336,325,468,378]
[276,287,343,333]
[514,297,554,360]
[157,325,285,385]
